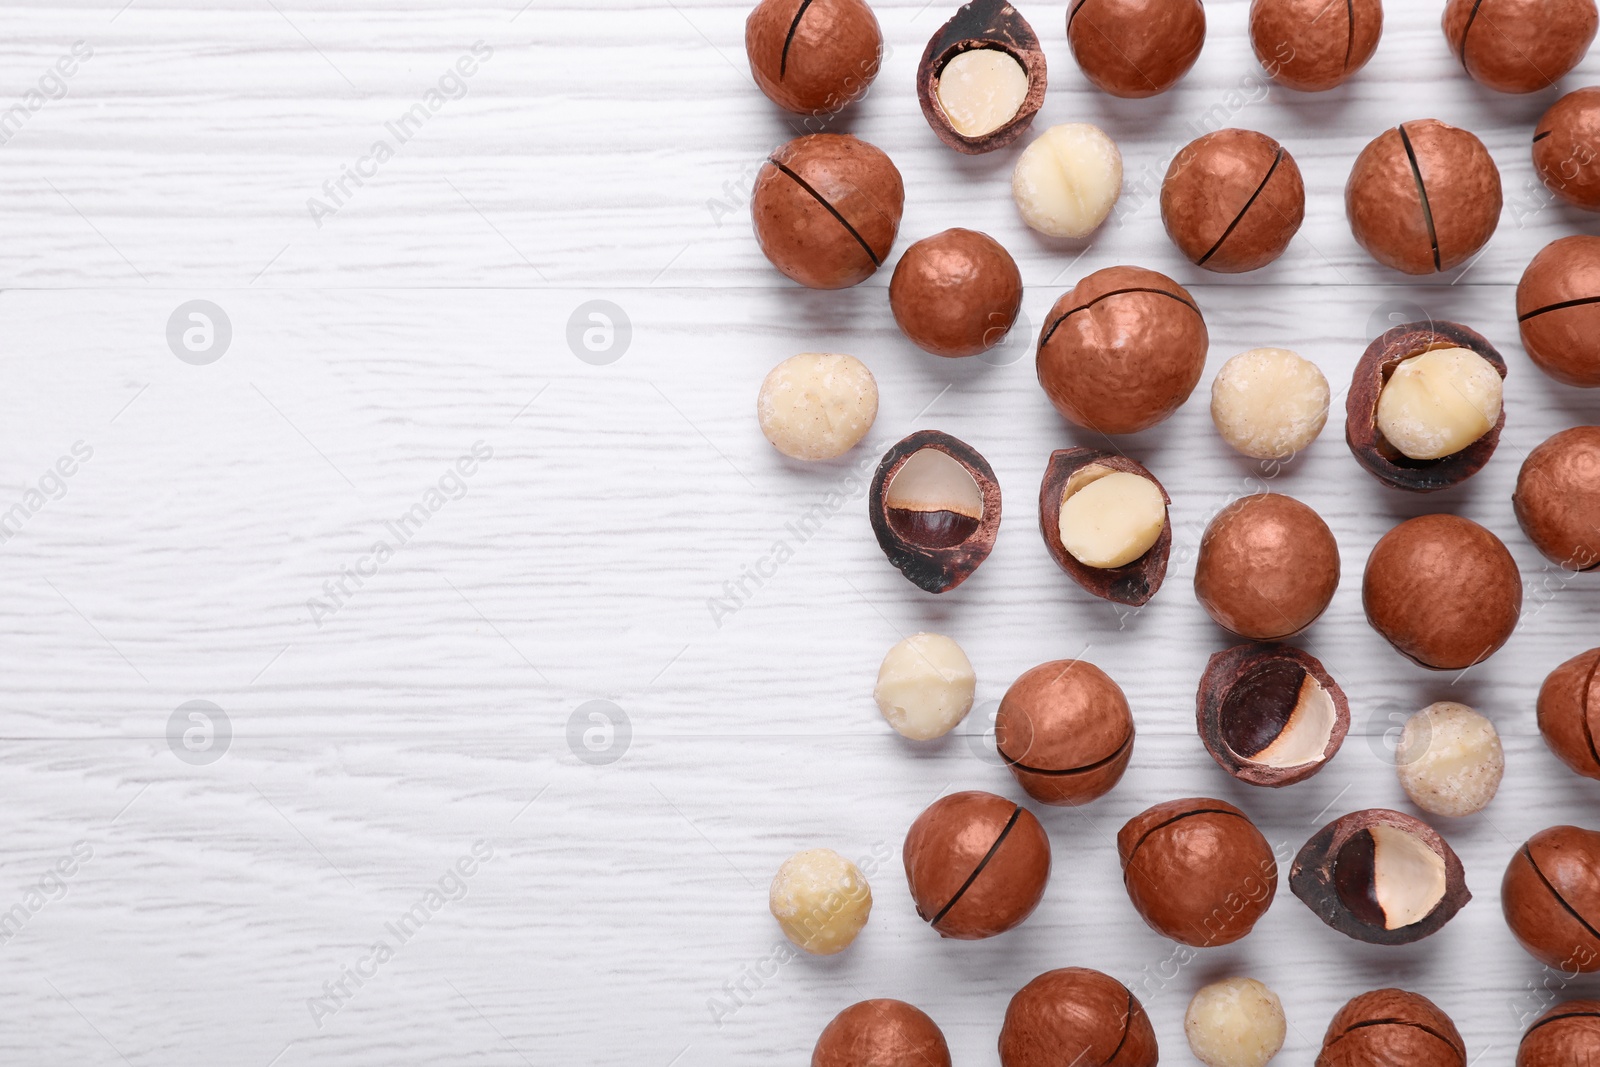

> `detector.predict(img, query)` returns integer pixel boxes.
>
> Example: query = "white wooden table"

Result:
[1,1,1598,1063]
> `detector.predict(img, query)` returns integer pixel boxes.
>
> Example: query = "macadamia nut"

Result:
[1395,702,1504,817]
[757,353,878,461]
[1210,348,1330,459]
[1059,468,1167,569]
[874,633,976,740]
[1012,124,1123,238]
[937,49,1029,138]
[1185,978,1286,1067]
[769,848,871,955]
[1375,347,1502,461]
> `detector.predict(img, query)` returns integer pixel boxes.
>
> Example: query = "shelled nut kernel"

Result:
[1515,427,1600,570]
[1538,648,1600,780]
[1318,989,1466,1067]
[1517,999,1600,1065]
[1194,494,1340,641]
[1250,0,1383,92]
[1395,702,1504,817]
[1443,0,1597,94]
[1185,978,1286,1067]
[1040,450,1173,606]
[745,0,882,116]
[769,848,872,955]
[1346,120,1501,275]
[1161,130,1305,272]
[1534,89,1600,211]
[1518,236,1600,387]
[812,1000,952,1067]
[873,633,976,741]
[1211,348,1330,459]
[1374,348,1503,461]
[996,659,1135,805]
[757,353,878,461]
[1011,124,1123,238]
[1068,0,1205,98]
[917,0,1046,154]
[1000,968,1159,1067]
[869,431,1002,594]
[1291,809,1470,945]
[903,790,1050,940]
[1059,471,1166,569]
[889,228,1022,358]
[1503,825,1600,971]
[1197,643,1351,788]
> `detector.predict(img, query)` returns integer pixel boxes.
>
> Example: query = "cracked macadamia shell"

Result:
[1503,825,1600,971]
[1185,977,1286,1067]
[1036,266,1208,434]
[1517,999,1600,1066]
[1068,0,1205,98]
[1518,236,1600,387]
[916,0,1047,154]
[1345,120,1501,275]
[757,353,878,460]
[903,791,1050,940]
[1395,702,1504,817]
[769,848,872,955]
[1317,989,1466,1067]
[1161,129,1305,273]
[1000,968,1159,1067]
[869,431,1001,594]
[745,0,882,116]
[1194,494,1340,641]
[889,228,1022,357]
[1362,514,1521,670]
[1534,89,1600,211]
[1443,0,1597,94]
[1197,643,1350,787]
[1250,0,1383,91]
[873,632,976,740]
[1538,648,1600,780]
[812,999,952,1067]
[1514,427,1600,569]
[1211,347,1330,459]
[996,659,1134,805]
[1039,449,1173,606]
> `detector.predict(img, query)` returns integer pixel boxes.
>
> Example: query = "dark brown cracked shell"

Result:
[1345,319,1507,492]
[1038,448,1171,606]
[1160,128,1305,273]
[1503,825,1600,972]
[917,0,1047,154]
[903,790,1051,940]
[1538,648,1600,780]
[1197,643,1350,787]
[869,430,1001,594]
[999,968,1159,1067]
[1291,808,1470,945]
[996,659,1134,805]
[1317,988,1466,1067]
[1517,999,1600,1066]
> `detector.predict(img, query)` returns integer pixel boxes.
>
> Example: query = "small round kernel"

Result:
[1375,347,1503,461]
[1395,702,1504,818]
[1059,470,1167,569]
[1210,348,1330,459]
[873,633,976,740]
[937,49,1029,138]
[1011,124,1123,238]
[756,353,878,461]
[1185,978,1286,1067]
[769,848,872,955]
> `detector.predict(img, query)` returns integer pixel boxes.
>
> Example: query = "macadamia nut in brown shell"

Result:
[889,228,1022,358]
[1194,493,1340,641]
[1161,129,1305,273]
[917,0,1047,154]
[1197,643,1351,788]
[1538,648,1600,781]
[1517,999,1600,1066]
[1534,88,1600,211]
[996,659,1134,805]
[1000,968,1159,1067]
[812,999,952,1067]
[1443,0,1597,94]
[745,0,882,116]
[1518,236,1600,387]
[1068,0,1205,98]
[1503,825,1600,972]
[1250,0,1382,91]
[1514,426,1600,569]
[903,790,1050,940]
[1317,989,1466,1067]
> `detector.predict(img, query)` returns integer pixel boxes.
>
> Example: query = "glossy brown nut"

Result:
[1250,0,1383,91]
[869,430,1001,594]
[1036,266,1209,435]
[1515,427,1600,569]
[1117,797,1277,947]
[1518,236,1600,386]
[1197,643,1351,787]
[1317,989,1466,1067]
[1518,999,1600,1066]
[812,999,952,1067]
[903,791,1050,940]
[1345,319,1507,491]
[752,133,904,290]
[1503,825,1600,972]
[1067,0,1204,98]
[1443,0,1597,94]
[1291,809,1470,945]
[996,660,1134,806]
[1362,514,1521,670]
[1161,129,1305,273]
[1538,648,1600,780]
[1000,968,1158,1067]
[1039,449,1172,606]
[1535,88,1600,210]
[889,229,1023,358]
[1345,119,1502,275]
[1194,493,1340,640]
[917,0,1046,154]
[746,0,883,116]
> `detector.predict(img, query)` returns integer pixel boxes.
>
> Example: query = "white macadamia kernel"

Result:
[1210,348,1330,459]
[1395,701,1504,817]
[1058,467,1166,569]
[769,848,872,955]
[1251,676,1336,769]
[873,632,976,740]
[1375,346,1502,461]
[937,48,1029,137]
[1184,977,1286,1067]
[1011,123,1123,238]
[757,353,878,461]
[1369,823,1447,928]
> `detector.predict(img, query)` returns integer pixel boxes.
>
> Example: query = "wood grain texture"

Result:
[2,1,1600,1065]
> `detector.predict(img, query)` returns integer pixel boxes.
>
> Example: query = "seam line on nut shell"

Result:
[1124,808,1250,865]
[1342,0,1356,71]
[778,0,815,78]
[769,160,882,266]
[1329,1017,1464,1050]
[1039,287,1199,347]
[1066,0,1091,30]
[1526,1009,1600,1036]
[1106,990,1137,1062]
[1522,843,1600,945]
[1000,734,1132,776]
[1198,147,1285,267]
[1457,0,1487,65]
[928,804,1022,929]
[1397,124,1441,272]
[1518,294,1600,322]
